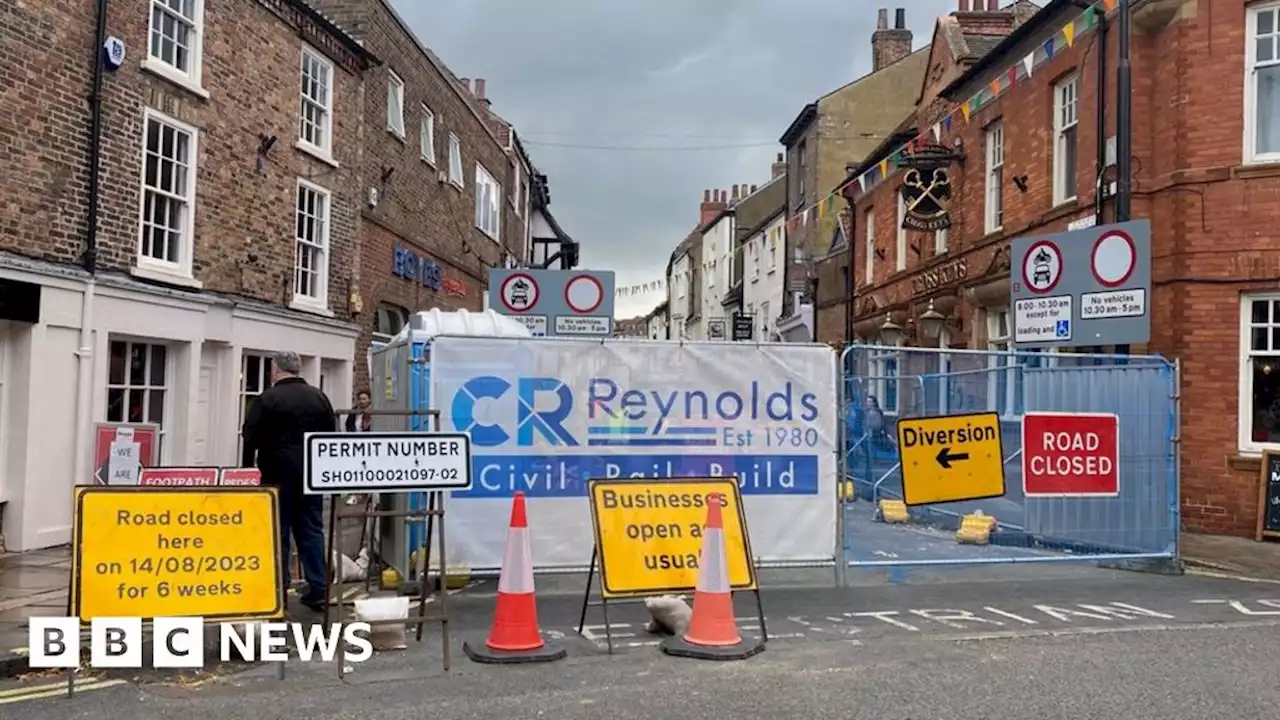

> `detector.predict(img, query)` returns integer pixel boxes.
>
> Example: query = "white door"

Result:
[191,364,214,465]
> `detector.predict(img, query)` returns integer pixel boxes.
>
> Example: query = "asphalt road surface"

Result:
[4,570,1279,719]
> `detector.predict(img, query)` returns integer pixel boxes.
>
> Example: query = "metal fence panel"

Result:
[839,344,1177,567]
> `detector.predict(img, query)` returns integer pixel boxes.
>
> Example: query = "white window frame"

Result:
[474,162,502,242]
[864,208,875,284]
[986,308,1017,418]
[292,179,331,313]
[1239,293,1280,453]
[0,322,8,504]
[105,339,172,463]
[1053,74,1080,206]
[934,226,949,254]
[769,225,779,270]
[419,104,436,165]
[510,160,523,217]
[1246,3,1280,164]
[895,193,907,271]
[985,120,1005,233]
[386,69,405,138]
[136,108,199,282]
[144,0,206,96]
[447,134,464,187]
[297,47,334,161]
[238,352,273,461]
[868,338,903,416]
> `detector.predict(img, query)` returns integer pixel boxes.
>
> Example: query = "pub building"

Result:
[839,0,1280,539]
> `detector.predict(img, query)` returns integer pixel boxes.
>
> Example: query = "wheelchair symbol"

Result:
[1055,320,1070,338]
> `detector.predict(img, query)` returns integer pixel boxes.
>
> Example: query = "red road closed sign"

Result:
[1021,413,1119,497]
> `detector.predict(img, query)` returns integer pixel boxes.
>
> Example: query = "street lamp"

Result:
[877,316,903,346]
[918,299,945,344]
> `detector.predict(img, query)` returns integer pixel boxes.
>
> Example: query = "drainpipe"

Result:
[1094,12,1108,225]
[1115,0,1132,222]
[73,0,108,486]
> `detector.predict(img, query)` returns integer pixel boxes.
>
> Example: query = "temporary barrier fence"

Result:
[426,336,841,574]
[839,343,1179,568]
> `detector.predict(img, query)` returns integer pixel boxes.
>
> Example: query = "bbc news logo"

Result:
[29,617,374,668]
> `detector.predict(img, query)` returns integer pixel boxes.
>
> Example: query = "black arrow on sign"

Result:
[935,447,970,469]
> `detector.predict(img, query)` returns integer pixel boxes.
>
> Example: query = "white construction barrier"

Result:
[429,337,839,570]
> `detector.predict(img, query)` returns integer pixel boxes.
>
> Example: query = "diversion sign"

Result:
[587,477,756,598]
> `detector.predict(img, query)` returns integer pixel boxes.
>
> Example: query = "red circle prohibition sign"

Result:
[1089,230,1137,289]
[499,272,539,313]
[563,274,604,314]
[1021,240,1063,295]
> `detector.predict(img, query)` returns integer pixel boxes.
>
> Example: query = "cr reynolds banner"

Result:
[429,337,838,570]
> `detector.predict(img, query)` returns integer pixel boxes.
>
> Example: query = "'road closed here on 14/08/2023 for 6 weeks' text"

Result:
[72,487,282,621]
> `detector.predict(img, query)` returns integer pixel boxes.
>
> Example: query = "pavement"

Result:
[1,570,1280,716]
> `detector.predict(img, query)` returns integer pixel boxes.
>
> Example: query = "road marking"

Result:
[909,609,1005,629]
[1185,568,1280,585]
[0,679,126,704]
[845,611,920,631]
[937,618,1280,643]
[983,607,1039,624]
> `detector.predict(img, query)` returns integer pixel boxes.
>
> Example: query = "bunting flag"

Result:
[786,0,1115,221]
[613,278,668,297]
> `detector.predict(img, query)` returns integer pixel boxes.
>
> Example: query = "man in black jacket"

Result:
[242,351,335,612]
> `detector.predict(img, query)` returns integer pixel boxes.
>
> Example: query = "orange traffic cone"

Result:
[463,492,566,664]
[660,493,765,661]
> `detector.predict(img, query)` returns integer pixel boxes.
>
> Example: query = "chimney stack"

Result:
[987,0,998,10]
[732,184,740,200]
[474,78,491,109]
[771,152,786,179]
[957,0,969,12]
[750,184,758,194]
[460,77,471,93]
[700,188,728,227]
[871,8,912,72]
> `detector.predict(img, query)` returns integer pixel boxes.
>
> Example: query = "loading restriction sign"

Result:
[499,273,538,313]
[1021,240,1063,294]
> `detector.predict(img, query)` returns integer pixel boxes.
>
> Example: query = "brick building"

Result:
[307,0,535,391]
[0,0,375,549]
[843,0,1280,538]
[777,7,930,343]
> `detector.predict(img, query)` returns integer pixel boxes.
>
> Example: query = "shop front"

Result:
[0,255,356,552]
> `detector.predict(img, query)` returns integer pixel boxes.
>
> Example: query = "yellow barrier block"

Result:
[956,512,998,545]
[839,481,856,501]
[443,565,471,590]
[878,500,910,524]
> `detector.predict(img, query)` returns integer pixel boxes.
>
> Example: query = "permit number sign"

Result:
[587,478,756,598]
[71,486,283,622]
[303,431,473,494]
[896,412,1006,506]
[1021,412,1120,497]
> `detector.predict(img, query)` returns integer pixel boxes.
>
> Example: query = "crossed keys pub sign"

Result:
[898,144,960,232]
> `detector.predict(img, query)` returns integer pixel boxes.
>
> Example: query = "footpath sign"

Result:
[140,468,262,487]
[896,412,1006,505]
[1010,220,1151,349]
[488,268,616,337]
[586,477,756,598]
[302,431,473,494]
[71,486,283,621]
[1021,413,1119,497]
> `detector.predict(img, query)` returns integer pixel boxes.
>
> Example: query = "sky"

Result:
[393,0,959,319]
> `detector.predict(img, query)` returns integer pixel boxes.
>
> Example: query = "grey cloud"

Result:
[391,0,960,316]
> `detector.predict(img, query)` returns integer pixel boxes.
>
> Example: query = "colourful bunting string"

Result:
[614,278,668,298]
[787,0,1115,221]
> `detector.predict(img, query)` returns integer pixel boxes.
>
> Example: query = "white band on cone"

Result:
[498,527,536,594]
[695,528,729,593]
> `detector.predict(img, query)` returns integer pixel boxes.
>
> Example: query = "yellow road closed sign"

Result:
[896,412,1006,506]
[587,478,756,598]
[71,486,283,622]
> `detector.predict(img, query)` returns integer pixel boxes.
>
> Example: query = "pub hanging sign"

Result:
[899,143,959,232]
